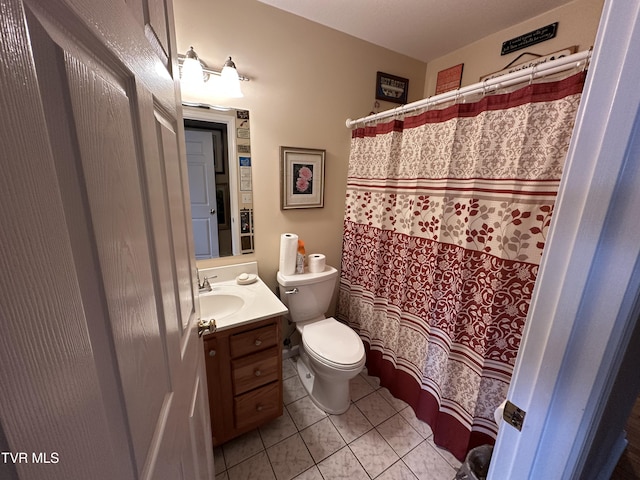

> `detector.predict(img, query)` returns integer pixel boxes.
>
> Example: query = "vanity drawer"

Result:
[234,382,281,430]
[232,347,278,395]
[229,323,278,358]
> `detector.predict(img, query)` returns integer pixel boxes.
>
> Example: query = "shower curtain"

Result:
[337,72,586,460]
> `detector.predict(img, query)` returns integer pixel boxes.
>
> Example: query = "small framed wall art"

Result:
[435,63,464,95]
[375,71,409,104]
[215,184,230,229]
[280,146,325,210]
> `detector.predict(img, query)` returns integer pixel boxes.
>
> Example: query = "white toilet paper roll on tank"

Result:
[307,253,326,273]
[494,399,507,425]
[279,233,298,275]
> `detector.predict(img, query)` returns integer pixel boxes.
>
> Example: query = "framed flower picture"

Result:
[280,146,325,209]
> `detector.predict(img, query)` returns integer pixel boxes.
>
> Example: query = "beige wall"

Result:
[424,0,604,96]
[175,0,604,301]
[174,0,427,291]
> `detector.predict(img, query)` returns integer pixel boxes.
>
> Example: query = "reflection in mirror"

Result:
[183,105,254,259]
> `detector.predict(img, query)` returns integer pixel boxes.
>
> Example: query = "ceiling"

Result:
[256,0,574,63]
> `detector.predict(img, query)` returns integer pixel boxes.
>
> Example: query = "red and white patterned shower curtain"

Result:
[337,72,585,460]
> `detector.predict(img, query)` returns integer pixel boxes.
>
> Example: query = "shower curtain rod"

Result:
[345,50,591,128]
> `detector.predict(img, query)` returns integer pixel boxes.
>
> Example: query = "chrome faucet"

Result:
[200,277,212,292]
[197,270,215,292]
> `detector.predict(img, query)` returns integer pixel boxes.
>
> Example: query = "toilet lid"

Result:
[302,318,365,367]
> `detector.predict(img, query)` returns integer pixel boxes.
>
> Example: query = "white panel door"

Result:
[0,0,213,479]
[489,1,640,478]
[186,129,220,259]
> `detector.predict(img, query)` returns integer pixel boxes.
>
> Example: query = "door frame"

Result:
[183,106,241,256]
[489,0,640,478]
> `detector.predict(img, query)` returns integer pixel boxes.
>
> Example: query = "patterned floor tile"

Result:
[287,396,327,430]
[376,460,419,480]
[355,391,396,426]
[359,371,381,389]
[214,355,461,480]
[267,433,314,480]
[378,387,410,411]
[316,446,369,480]
[227,451,275,480]
[282,357,297,380]
[399,406,434,439]
[328,404,373,443]
[349,429,399,478]
[259,407,298,448]
[403,441,457,480]
[283,375,308,405]
[222,429,264,468]
[349,374,375,401]
[292,466,324,480]
[300,417,346,463]
[377,413,424,457]
[427,436,463,470]
[213,446,225,474]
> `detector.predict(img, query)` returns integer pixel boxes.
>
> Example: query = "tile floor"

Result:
[214,356,462,480]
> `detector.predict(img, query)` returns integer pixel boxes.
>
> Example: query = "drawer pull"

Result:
[254,339,262,347]
[254,369,261,377]
[209,349,216,357]
[256,404,264,412]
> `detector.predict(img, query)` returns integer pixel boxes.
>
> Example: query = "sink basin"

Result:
[200,293,245,320]
[195,266,287,332]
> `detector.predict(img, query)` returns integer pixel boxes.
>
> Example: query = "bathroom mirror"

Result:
[183,105,254,259]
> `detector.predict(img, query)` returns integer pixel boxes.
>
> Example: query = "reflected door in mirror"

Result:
[186,129,220,259]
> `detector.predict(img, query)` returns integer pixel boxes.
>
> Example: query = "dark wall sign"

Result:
[375,72,409,104]
[501,22,558,55]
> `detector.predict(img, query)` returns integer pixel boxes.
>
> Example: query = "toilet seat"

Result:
[301,318,365,370]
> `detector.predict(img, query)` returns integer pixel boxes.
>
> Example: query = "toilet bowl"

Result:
[297,318,365,413]
[277,266,365,414]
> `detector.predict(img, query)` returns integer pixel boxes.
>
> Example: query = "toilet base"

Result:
[296,351,352,415]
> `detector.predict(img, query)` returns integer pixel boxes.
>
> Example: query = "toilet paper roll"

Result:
[279,233,298,275]
[307,253,326,273]
[494,399,507,425]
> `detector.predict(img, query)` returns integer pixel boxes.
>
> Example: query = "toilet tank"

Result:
[277,266,338,323]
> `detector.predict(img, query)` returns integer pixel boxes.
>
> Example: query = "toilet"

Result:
[277,265,365,414]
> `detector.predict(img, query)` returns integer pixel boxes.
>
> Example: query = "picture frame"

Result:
[280,146,325,210]
[208,131,225,174]
[435,63,464,95]
[240,209,252,234]
[215,184,230,229]
[375,71,409,104]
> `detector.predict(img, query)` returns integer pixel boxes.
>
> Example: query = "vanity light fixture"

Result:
[220,57,243,98]
[180,46,207,87]
[178,47,249,98]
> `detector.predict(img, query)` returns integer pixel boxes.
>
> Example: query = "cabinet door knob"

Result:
[209,349,216,357]
[256,404,264,412]
[254,339,262,346]
[254,369,261,377]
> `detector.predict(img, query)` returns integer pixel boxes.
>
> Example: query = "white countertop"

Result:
[198,262,288,332]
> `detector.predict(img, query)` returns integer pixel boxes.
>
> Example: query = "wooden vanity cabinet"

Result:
[203,316,283,446]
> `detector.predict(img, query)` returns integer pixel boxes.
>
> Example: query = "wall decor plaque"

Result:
[435,63,464,95]
[375,72,409,104]
[501,22,558,55]
[480,47,577,82]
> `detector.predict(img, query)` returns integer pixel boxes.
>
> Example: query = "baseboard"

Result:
[283,345,299,360]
